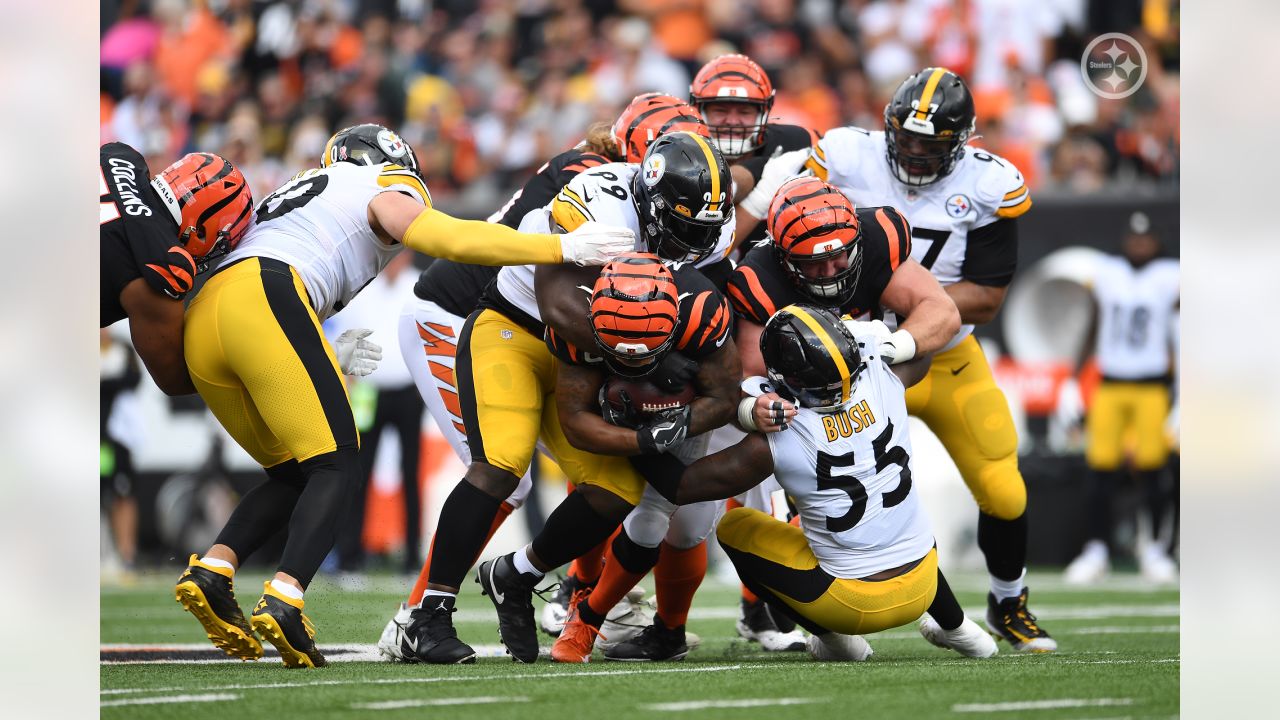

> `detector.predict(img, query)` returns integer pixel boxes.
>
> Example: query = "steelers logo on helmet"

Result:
[643,153,666,187]
[376,129,409,161]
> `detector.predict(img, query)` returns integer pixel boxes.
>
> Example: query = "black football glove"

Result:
[599,384,641,428]
[636,405,692,454]
[650,351,699,394]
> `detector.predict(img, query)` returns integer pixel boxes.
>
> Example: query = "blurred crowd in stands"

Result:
[100,0,1179,211]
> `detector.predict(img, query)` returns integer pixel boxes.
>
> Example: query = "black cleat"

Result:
[985,587,1058,653]
[476,553,542,663]
[250,582,327,668]
[603,616,689,662]
[175,555,263,661]
[406,596,477,664]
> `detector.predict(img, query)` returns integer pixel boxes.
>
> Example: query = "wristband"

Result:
[883,329,917,364]
[737,396,760,432]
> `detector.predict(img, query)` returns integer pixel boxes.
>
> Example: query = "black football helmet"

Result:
[760,304,864,413]
[883,67,975,186]
[321,123,421,177]
[632,131,733,264]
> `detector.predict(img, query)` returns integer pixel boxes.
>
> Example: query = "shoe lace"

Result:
[1004,595,1043,635]
[531,581,562,603]
[300,613,318,640]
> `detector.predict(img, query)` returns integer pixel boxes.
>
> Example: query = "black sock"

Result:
[978,512,1028,581]
[1084,469,1120,548]
[427,479,503,589]
[530,490,624,570]
[1137,468,1167,542]
[611,530,660,575]
[1166,456,1180,554]
[214,460,307,563]
[928,569,965,631]
[278,448,362,588]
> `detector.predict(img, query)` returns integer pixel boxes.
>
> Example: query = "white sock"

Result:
[199,556,234,571]
[512,547,544,578]
[270,578,305,601]
[990,569,1026,603]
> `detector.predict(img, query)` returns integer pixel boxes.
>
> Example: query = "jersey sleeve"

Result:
[546,326,603,367]
[850,206,913,311]
[673,274,733,359]
[960,218,1018,287]
[971,151,1031,223]
[101,144,196,301]
[725,245,791,324]
[496,150,609,228]
[140,244,199,299]
[803,126,867,185]
[550,171,599,233]
[376,164,432,207]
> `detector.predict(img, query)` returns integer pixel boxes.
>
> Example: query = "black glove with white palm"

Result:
[636,405,692,454]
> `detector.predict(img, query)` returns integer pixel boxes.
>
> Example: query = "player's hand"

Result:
[650,352,699,394]
[753,393,797,433]
[560,221,636,266]
[334,329,382,376]
[740,148,811,219]
[599,385,641,428]
[636,405,692,454]
[842,318,892,340]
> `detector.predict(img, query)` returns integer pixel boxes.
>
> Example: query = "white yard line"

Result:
[353,696,531,710]
[643,698,822,711]
[953,698,1134,713]
[101,693,239,708]
[1069,625,1179,635]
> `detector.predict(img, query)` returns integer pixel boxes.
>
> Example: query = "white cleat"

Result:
[919,615,999,658]
[1064,540,1110,586]
[736,599,806,652]
[377,602,418,662]
[806,632,873,662]
[596,590,654,651]
[1139,545,1178,584]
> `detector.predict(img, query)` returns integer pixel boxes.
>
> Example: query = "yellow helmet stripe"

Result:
[686,132,722,213]
[913,67,950,122]
[786,305,851,404]
[322,134,337,167]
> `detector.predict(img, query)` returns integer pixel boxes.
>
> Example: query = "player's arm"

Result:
[734,318,766,377]
[555,360,642,456]
[642,432,776,505]
[889,354,931,388]
[369,191,630,267]
[535,263,600,349]
[118,278,195,396]
[880,258,961,357]
[950,217,1019,325]
[685,339,741,436]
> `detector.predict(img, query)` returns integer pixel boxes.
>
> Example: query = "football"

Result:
[601,376,696,421]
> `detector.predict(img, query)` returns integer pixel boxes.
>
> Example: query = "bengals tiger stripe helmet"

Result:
[589,252,680,377]
[761,304,864,413]
[322,123,421,178]
[884,67,975,186]
[689,54,775,159]
[151,153,254,273]
[766,177,862,304]
[611,93,709,164]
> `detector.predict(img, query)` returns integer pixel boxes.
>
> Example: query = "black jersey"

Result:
[413,148,610,316]
[734,123,815,249]
[99,143,191,327]
[726,205,912,325]
[546,263,733,367]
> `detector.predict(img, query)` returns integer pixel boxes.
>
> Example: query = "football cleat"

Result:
[406,595,477,664]
[986,588,1057,653]
[174,555,262,661]
[603,617,689,662]
[736,598,806,652]
[596,588,654,651]
[550,590,604,663]
[1063,540,1110,586]
[250,582,327,668]
[540,573,588,637]
[919,615,999,658]
[1139,544,1178,584]
[476,553,542,663]
[377,602,417,662]
[806,632,873,662]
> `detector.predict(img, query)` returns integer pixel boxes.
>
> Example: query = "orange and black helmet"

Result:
[761,304,864,412]
[766,177,862,304]
[689,54,775,159]
[611,93,709,164]
[152,153,254,273]
[589,252,680,377]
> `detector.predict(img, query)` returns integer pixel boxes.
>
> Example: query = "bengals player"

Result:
[99,144,253,394]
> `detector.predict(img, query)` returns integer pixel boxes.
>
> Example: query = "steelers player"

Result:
[803,67,1054,651]
[381,94,707,660]
[1064,212,1179,584]
[173,124,634,668]
[100,144,254,394]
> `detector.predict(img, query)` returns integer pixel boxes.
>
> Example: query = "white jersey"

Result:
[492,162,734,324]
[807,128,1029,350]
[748,337,934,579]
[1091,255,1179,379]
[224,162,431,320]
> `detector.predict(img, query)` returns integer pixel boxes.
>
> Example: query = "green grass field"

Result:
[101,569,1178,718]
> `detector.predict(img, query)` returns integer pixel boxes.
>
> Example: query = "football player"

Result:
[803,67,1057,652]
[643,305,987,661]
[546,252,743,663]
[174,124,634,668]
[100,144,253,394]
[382,96,709,662]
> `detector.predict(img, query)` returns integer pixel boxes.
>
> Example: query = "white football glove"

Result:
[841,318,893,340]
[739,148,812,219]
[334,329,382,377]
[560,221,636,266]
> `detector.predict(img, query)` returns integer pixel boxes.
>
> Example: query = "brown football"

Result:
[601,376,696,420]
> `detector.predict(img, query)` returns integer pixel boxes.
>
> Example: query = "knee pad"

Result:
[961,386,1020,461]
[612,529,661,574]
[973,459,1027,520]
[664,501,722,549]
[622,501,673,549]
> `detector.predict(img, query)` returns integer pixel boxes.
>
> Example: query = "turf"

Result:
[101,570,1178,719]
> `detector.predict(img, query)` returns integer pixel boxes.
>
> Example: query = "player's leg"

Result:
[1068,381,1128,583]
[908,337,1054,653]
[1133,383,1176,581]
[388,385,426,572]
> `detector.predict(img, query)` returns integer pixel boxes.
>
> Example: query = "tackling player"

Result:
[100,144,254,394]
[803,67,1056,652]
[173,124,634,668]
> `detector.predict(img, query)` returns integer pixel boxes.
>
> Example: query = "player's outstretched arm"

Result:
[556,360,643,456]
[644,432,776,505]
[370,191,633,267]
[880,258,961,360]
[118,278,196,396]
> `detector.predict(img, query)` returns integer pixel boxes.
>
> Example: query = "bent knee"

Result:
[973,465,1027,520]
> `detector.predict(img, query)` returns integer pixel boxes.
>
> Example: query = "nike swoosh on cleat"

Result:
[489,562,505,605]
[403,632,419,654]
[950,362,970,376]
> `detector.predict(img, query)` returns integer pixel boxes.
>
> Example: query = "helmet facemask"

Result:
[634,174,728,265]
[779,240,863,305]
[697,99,771,159]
